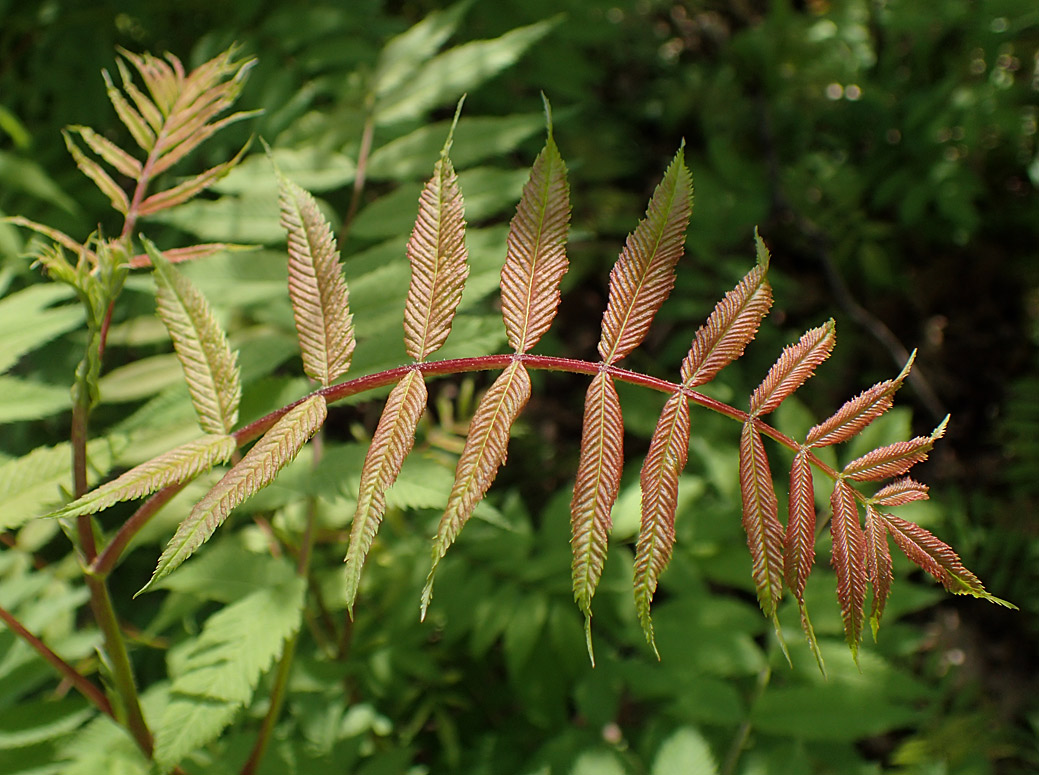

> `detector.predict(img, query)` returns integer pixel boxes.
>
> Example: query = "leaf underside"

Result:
[570,371,624,654]
[830,478,867,656]
[633,391,691,656]
[739,422,785,616]
[749,320,836,417]
[344,370,428,614]
[279,175,355,386]
[403,149,469,360]
[784,448,816,599]
[141,394,327,593]
[843,416,948,481]
[500,130,571,354]
[422,360,531,617]
[806,356,911,447]
[865,504,894,640]
[148,240,240,435]
[598,147,693,365]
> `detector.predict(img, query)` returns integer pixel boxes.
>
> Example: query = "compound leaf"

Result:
[279,174,355,386]
[570,371,624,658]
[633,391,690,656]
[141,394,326,593]
[598,147,693,364]
[344,370,428,614]
[148,239,240,435]
[749,320,836,417]
[500,112,570,354]
[422,360,531,617]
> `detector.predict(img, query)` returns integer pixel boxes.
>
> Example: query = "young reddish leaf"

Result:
[570,371,624,660]
[62,130,129,215]
[864,504,893,640]
[140,394,327,594]
[796,599,827,677]
[137,142,251,216]
[103,68,156,152]
[784,448,816,599]
[128,242,259,269]
[115,58,164,132]
[2,216,94,261]
[598,147,693,365]
[148,239,240,435]
[633,391,690,657]
[806,352,915,447]
[421,361,531,617]
[882,512,1012,605]
[149,110,261,178]
[843,416,949,482]
[278,173,355,387]
[739,422,785,616]
[871,477,929,507]
[749,320,836,417]
[681,241,772,387]
[500,113,571,354]
[66,124,142,179]
[119,47,181,114]
[47,434,236,520]
[403,113,468,361]
[830,478,867,656]
[344,371,428,615]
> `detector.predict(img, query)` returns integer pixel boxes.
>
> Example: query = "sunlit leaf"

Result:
[843,416,948,482]
[749,320,836,417]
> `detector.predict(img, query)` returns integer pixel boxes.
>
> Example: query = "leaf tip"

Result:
[584,613,596,667]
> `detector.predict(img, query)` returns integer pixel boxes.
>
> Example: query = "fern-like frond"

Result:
[344,370,428,614]
[48,434,236,520]
[681,244,772,387]
[633,391,691,657]
[871,477,929,506]
[148,240,240,435]
[739,421,785,616]
[279,174,355,386]
[882,512,1010,605]
[749,320,836,417]
[784,448,816,599]
[598,147,693,364]
[140,394,327,594]
[403,119,469,360]
[842,416,948,482]
[500,119,571,354]
[864,504,893,640]
[806,352,914,447]
[421,360,531,617]
[570,371,623,658]
[830,478,867,656]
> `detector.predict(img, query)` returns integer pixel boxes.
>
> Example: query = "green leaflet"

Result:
[47,434,236,520]
[147,239,241,435]
[140,394,326,593]
[0,284,83,375]
[154,576,306,771]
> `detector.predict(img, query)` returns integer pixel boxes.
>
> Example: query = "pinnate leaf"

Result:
[570,371,623,657]
[806,352,914,447]
[149,239,240,435]
[681,242,772,387]
[140,394,327,593]
[422,360,531,616]
[500,119,571,353]
[864,504,893,640]
[830,478,867,655]
[843,416,948,482]
[784,448,816,599]
[279,174,355,386]
[345,370,427,614]
[136,142,251,215]
[739,422,785,616]
[749,320,836,417]
[598,147,693,364]
[403,120,469,360]
[633,391,691,656]
[48,434,236,520]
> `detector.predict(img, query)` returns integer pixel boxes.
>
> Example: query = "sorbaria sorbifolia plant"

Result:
[1,43,1011,772]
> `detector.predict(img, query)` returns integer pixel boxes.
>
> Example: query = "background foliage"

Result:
[1,1,1037,773]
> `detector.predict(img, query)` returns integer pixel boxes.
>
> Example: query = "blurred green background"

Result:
[2,1,1037,773]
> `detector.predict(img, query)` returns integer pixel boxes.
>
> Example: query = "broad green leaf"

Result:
[0,284,82,375]
[148,240,241,434]
[141,394,326,592]
[47,434,236,520]
[0,376,71,422]
[572,750,626,775]
[373,0,473,99]
[148,191,283,243]
[375,18,559,125]
[652,727,718,775]
[213,146,356,194]
[0,698,92,750]
[154,576,305,770]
